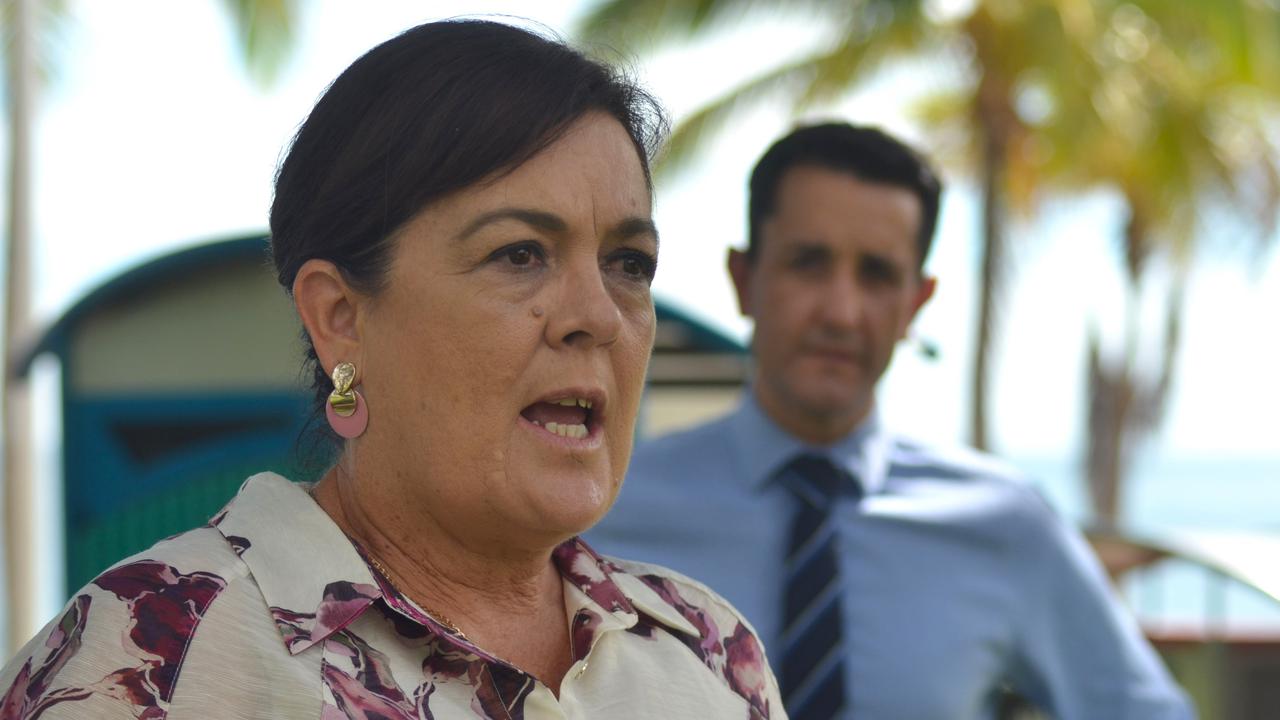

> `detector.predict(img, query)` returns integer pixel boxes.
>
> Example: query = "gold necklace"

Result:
[365,552,469,641]
[307,482,469,640]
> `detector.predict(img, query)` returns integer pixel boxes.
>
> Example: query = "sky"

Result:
[2,0,1279,641]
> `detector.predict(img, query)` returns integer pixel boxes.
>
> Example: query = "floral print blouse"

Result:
[0,473,782,719]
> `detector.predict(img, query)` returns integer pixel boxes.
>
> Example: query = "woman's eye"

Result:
[490,243,543,268]
[613,251,657,281]
[507,246,533,265]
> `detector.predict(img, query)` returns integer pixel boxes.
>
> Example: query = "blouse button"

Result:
[575,661,589,678]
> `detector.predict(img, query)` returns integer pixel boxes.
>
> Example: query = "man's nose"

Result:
[818,272,865,330]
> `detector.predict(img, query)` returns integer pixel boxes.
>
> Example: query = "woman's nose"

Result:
[545,255,622,349]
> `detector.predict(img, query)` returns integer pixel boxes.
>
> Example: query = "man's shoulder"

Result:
[886,432,1030,486]
[880,432,1058,525]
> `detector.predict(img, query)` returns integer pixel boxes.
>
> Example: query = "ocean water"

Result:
[1018,454,1280,634]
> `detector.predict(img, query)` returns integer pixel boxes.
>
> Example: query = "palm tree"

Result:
[577,0,1280,528]
[2,0,300,652]
[1023,0,1280,527]
[578,0,1084,453]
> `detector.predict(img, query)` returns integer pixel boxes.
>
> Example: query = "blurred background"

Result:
[2,1,1278,716]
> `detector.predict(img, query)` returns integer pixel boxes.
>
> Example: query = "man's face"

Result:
[729,165,936,443]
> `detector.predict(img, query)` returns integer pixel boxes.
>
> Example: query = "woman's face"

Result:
[355,112,656,550]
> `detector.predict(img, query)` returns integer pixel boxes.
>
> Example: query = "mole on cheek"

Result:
[531,306,544,318]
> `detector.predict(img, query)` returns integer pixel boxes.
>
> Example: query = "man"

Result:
[587,123,1191,719]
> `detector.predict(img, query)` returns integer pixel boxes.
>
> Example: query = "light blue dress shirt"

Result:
[588,396,1193,719]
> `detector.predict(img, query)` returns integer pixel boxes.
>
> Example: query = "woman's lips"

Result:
[521,398,592,439]
[519,393,603,445]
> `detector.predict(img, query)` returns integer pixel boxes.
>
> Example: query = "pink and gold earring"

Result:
[325,361,368,439]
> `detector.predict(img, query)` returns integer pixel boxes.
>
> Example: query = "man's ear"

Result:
[293,259,366,374]
[901,274,937,338]
[727,247,755,318]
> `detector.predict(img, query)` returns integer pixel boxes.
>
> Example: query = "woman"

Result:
[0,19,781,720]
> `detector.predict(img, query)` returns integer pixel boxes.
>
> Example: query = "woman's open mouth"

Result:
[519,394,602,443]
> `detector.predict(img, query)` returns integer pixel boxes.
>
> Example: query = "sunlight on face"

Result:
[356,113,657,550]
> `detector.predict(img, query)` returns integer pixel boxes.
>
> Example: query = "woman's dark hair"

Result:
[747,123,942,269]
[269,19,667,455]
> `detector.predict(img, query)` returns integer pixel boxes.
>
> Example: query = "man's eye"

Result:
[790,251,828,271]
[861,259,901,285]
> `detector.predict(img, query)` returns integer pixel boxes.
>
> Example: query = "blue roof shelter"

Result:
[22,234,747,594]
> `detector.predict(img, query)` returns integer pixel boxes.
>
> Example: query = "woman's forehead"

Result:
[423,116,651,228]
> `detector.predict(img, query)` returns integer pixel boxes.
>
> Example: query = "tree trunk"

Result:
[970,110,1007,452]
[1085,334,1131,529]
[1084,217,1184,530]
[5,0,38,652]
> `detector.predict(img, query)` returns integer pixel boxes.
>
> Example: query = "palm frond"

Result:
[796,5,934,108]
[577,0,824,51]
[0,0,70,102]
[639,0,936,181]
[911,87,979,171]
[655,53,825,181]
[221,0,299,88]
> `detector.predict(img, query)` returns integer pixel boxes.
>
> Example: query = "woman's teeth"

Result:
[529,419,589,439]
[553,397,593,409]
[549,422,588,439]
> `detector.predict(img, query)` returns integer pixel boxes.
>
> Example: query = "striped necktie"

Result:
[780,454,862,720]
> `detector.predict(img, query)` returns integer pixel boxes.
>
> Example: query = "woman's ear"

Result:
[293,259,365,374]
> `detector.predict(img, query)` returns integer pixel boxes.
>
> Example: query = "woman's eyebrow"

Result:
[456,209,659,247]
[607,217,659,245]
[454,208,568,243]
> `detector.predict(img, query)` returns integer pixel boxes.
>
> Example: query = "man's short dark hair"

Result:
[747,123,942,268]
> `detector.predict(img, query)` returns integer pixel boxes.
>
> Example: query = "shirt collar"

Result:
[211,473,382,655]
[554,537,700,638]
[727,391,892,496]
[212,474,698,657]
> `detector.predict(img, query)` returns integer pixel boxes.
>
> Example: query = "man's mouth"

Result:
[520,397,596,439]
[805,346,864,365]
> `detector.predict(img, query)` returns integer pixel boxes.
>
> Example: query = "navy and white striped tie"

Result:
[780,454,862,720]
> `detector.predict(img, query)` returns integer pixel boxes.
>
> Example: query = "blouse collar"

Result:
[212,473,697,656]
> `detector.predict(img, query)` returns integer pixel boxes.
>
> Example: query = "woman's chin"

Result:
[507,465,619,542]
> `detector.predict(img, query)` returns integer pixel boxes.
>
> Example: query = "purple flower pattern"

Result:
[270,580,380,654]
[321,631,420,720]
[319,588,540,718]
[224,535,251,557]
[553,540,633,614]
[1,477,779,720]
[637,573,773,720]
[0,560,226,719]
[0,595,93,719]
